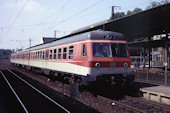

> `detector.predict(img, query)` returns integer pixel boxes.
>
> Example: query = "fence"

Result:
[131,68,170,86]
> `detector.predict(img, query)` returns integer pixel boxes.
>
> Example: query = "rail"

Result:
[123,96,170,112]
[1,66,70,113]
[98,95,170,113]
[0,70,28,113]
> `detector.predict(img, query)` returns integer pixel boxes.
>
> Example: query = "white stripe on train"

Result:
[11,59,130,76]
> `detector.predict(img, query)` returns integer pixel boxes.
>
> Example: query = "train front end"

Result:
[84,31,133,86]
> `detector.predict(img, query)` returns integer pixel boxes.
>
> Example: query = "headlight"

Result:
[124,63,128,68]
[95,63,100,68]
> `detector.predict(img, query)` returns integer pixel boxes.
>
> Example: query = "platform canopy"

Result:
[70,3,170,42]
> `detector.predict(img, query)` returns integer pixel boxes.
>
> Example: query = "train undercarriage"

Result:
[12,63,134,90]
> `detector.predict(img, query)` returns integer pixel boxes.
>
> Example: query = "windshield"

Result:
[93,43,112,57]
[93,43,128,57]
[111,43,128,57]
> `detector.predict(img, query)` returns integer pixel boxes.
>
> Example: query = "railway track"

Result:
[0,65,100,113]
[1,62,170,113]
[116,96,170,113]
[0,66,70,113]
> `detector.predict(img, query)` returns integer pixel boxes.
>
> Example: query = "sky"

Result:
[0,0,163,50]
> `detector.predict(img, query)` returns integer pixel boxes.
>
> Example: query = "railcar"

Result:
[10,30,133,86]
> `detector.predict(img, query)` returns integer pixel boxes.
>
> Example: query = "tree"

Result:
[146,0,169,10]
[146,1,161,9]
[126,10,132,15]
[114,12,125,19]
[126,8,142,16]
[111,7,143,20]
[133,8,143,13]
[110,0,169,20]
[161,0,169,4]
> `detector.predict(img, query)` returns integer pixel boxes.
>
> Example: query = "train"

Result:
[10,30,134,86]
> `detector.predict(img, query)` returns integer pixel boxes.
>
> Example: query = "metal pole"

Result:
[140,50,142,65]
[146,69,149,82]
[165,33,168,86]
[111,6,114,20]
[29,38,31,48]
[149,37,152,69]
[29,38,31,66]
[143,47,146,69]
[110,6,120,20]
[54,31,56,38]
[149,48,151,69]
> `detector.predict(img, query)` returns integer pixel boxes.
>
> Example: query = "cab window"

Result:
[82,44,86,57]
[93,43,111,57]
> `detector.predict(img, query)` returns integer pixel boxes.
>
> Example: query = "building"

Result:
[40,37,56,44]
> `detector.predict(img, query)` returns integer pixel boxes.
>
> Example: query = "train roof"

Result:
[13,30,125,54]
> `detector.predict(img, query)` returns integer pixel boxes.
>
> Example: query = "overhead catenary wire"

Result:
[27,0,104,41]
[0,0,155,30]
[38,0,71,25]
[1,0,157,49]
[3,0,29,37]
[45,0,104,31]
[5,0,18,30]
[0,0,70,31]
[0,20,62,29]
[0,0,18,38]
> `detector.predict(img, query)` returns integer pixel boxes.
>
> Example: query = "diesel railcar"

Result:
[10,30,133,85]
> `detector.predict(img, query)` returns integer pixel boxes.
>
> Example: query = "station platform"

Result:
[140,86,170,105]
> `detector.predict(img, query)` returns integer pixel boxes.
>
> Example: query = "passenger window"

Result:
[63,47,67,59]
[58,48,61,59]
[53,49,57,59]
[68,46,74,59]
[82,44,86,57]
[42,51,45,59]
[46,50,49,59]
[30,53,31,59]
[33,52,35,59]
[34,52,37,59]
[40,51,42,59]
[35,52,36,59]
[49,49,53,59]
[36,52,38,59]
[38,51,40,59]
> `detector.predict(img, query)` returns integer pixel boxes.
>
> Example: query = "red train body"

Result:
[10,30,133,85]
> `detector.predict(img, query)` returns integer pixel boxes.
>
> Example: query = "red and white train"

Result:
[10,30,133,86]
